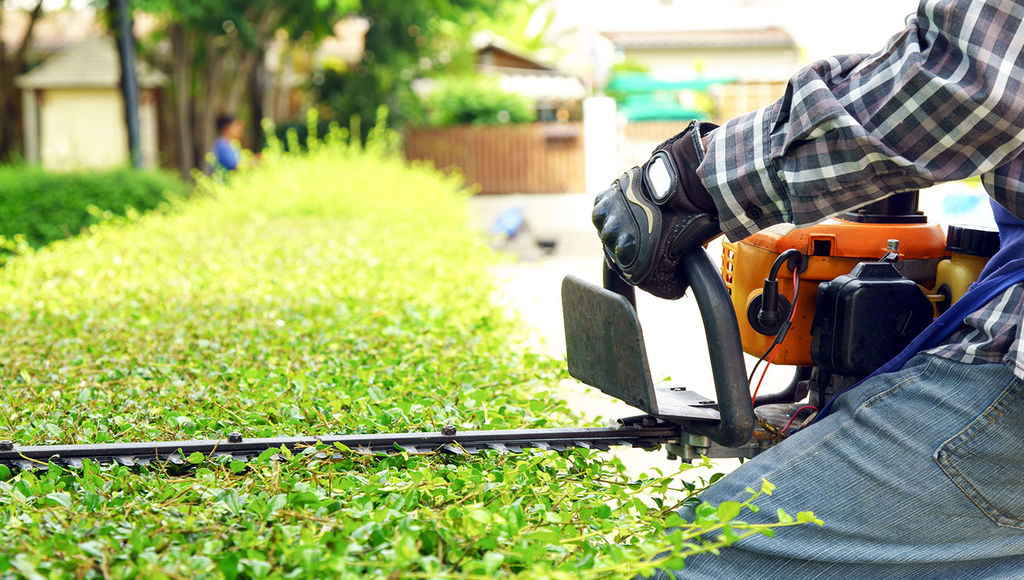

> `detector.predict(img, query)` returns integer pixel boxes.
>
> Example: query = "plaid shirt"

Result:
[696,0,1024,378]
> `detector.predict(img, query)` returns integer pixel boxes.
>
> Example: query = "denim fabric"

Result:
[655,354,1024,579]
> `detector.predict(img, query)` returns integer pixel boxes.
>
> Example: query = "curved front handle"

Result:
[601,252,754,447]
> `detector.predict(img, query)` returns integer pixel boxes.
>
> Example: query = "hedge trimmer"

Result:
[0,193,995,470]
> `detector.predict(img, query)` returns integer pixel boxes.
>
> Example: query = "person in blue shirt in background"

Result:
[212,114,243,173]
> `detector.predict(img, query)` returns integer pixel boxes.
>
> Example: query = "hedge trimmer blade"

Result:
[0,418,683,471]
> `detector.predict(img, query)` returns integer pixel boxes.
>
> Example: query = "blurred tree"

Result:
[473,0,554,55]
[0,0,44,162]
[311,0,502,135]
[135,0,357,176]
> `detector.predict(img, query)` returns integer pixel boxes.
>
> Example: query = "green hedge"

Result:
[0,131,814,578]
[0,166,188,251]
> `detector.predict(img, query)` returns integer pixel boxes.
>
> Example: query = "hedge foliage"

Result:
[0,165,188,253]
[0,125,816,578]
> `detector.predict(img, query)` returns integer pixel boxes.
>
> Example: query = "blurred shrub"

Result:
[267,119,335,152]
[426,76,536,126]
[0,166,188,251]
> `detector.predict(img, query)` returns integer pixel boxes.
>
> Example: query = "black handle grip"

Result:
[602,260,636,309]
[679,250,754,446]
[601,252,754,447]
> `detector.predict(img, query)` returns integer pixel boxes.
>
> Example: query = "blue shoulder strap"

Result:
[815,200,1024,419]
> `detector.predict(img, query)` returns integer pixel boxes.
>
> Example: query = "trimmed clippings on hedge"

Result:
[0,118,818,578]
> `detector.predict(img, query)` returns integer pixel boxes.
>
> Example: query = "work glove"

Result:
[592,120,721,299]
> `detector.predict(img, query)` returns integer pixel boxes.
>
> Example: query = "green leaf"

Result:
[482,551,504,574]
[776,508,794,524]
[716,501,742,522]
[45,492,71,508]
[219,553,239,580]
[797,511,824,526]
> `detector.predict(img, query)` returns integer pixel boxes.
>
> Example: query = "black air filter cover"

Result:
[811,262,933,378]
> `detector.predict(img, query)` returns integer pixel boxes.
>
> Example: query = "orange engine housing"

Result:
[721,219,948,366]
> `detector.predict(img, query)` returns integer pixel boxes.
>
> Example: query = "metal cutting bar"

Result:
[0,420,683,469]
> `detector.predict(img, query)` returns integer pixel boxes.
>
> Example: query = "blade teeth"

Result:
[0,425,681,469]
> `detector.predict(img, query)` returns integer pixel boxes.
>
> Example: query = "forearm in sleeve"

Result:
[697,0,1024,241]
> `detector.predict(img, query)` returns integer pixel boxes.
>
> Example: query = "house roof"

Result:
[17,36,166,89]
[602,27,796,50]
[477,44,555,73]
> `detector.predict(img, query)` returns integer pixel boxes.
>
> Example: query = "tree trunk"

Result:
[169,23,194,178]
[0,0,44,161]
[110,0,142,168]
[249,48,267,149]
[193,34,225,172]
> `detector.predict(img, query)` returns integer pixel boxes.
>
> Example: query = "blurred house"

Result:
[474,36,586,122]
[17,37,166,170]
[602,27,798,121]
[403,35,588,194]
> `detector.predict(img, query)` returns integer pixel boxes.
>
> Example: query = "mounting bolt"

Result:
[227,432,242,443]
[441,425,457,437]
[0,441,13,451]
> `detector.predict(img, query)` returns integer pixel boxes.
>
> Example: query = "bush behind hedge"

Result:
[0,165,188,252]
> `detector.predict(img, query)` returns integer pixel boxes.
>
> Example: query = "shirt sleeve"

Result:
[698,0,1024,241]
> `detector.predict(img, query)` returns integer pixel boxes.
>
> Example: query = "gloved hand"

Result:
[592,120,721,299]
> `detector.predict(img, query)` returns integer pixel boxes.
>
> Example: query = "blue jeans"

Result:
[658,354,1024,579]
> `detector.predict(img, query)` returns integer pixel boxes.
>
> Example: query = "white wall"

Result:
[39,88,160,171]
[626,46,800,82]
[41,88,127,170]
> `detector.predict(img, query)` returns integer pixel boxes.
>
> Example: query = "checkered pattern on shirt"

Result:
[693,0,1024,378]
[697,0,1024,242]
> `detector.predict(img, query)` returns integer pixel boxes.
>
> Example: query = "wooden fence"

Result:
[403,123,585,194]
